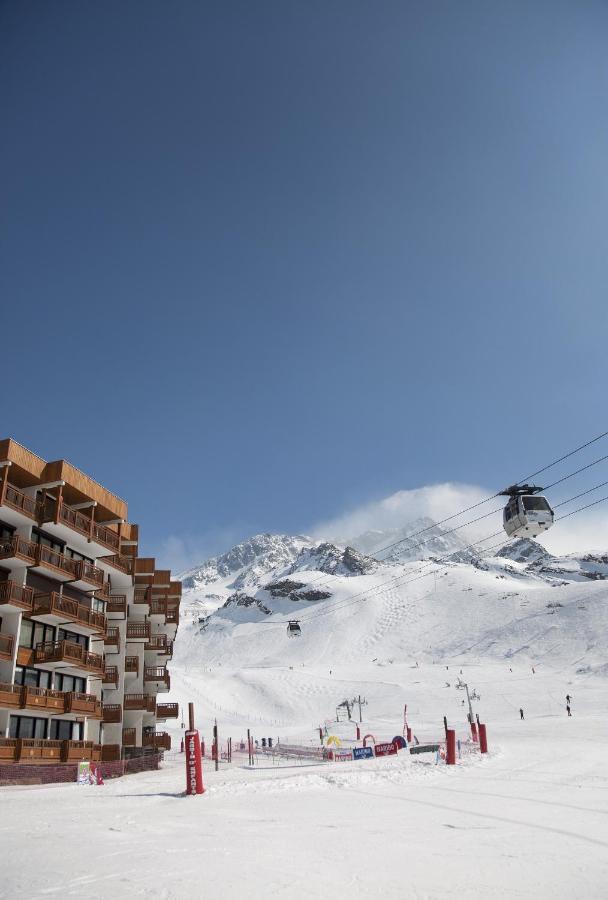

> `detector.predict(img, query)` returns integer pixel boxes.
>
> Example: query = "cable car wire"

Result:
[254,483,608,632]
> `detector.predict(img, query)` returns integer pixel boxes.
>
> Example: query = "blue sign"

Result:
[353,746,374,760]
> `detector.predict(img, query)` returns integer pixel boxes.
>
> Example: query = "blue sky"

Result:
[2,1,608,570]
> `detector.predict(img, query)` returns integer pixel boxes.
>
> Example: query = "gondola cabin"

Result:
[501,485,554,538]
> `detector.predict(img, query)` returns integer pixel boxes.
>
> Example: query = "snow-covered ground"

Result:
[3,534,608,898]
[2,659,607,899]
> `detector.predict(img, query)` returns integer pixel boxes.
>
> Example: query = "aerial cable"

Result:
[282,444,608,595]
[254,486,608,631]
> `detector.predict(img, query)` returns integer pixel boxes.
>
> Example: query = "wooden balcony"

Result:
[156,702,179,720]
[104,554,134,575]
[15,685,102,717]
[142,731,171,751]
[0,682,23,708]
[126,622,150,641]
[144,635,168,652]
[0,534,37,566]
[105,595,127,616]
[1,483,44,521]
[72,559,104,589]
[0,737,100,764]
[101,744,121,761]
[144,667,170,691]
[32,592,107,635]
[122,727,136,747]
[34,640,104,675]
[124,693,156,712]
[63,740,101,763]
[102,703,122,724]
[53,501,121,553]
[0,580,34,612]
[104,627,120,652]
[125,655,139,675]
[134,586,151,606]
[102,666,119,687]
[0,632,15,661]
[64,691,102,717]
[0,738,18,760]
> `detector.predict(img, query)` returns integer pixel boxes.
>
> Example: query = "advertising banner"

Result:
[332,749,353,762]
[353,746,374,760]
[373,742,398,757]
[185,729,205,794]
[76,761,91,785]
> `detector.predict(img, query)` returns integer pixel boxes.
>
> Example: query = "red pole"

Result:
[406,726,412,743]
[479,723,488,754]
[356,724,360,740]
[446,729,456,765]
[470,721,478,743]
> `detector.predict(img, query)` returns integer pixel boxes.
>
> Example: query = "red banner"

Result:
[373,742,398,757]
[185,729,205,795]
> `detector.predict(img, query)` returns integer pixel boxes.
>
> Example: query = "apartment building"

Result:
[0,438,180,766]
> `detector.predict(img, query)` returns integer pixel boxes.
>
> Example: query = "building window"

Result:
[14,666,51,689]
[19,620,55,650]
[57,628,88,649]
[55,673,86,694]
[9,715,47,739]
[64,547,93,565]
[49,719,82,741]
[31,529,64,554]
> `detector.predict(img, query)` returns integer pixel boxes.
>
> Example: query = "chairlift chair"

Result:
[499,484,554,538]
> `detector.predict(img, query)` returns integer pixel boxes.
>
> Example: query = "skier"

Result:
[532,667,535,674]
[566,703,572,717]
[566,694,571,704]
[520,708,524,720]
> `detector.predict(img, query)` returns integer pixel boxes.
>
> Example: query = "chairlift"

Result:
[287,620,302,637]
[499,484,554,538]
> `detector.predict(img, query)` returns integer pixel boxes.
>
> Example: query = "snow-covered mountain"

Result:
[178,533,313,618]
[348,516,470,562]
[174,531,608,680]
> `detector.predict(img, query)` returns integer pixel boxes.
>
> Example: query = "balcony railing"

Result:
[144,636,168,652]
[102,704,122,724]
[126,622,150,641]
[73,560,104,588]
[101,744,121,761]
[34,543,79,578]
[0,580,34,611]
[32,591,107,634]
[34,640,104,674]
[104,554,134,575]
[102,666,119,687]
[124,693,156,713]
[156,702,179,720]
[125,656,139,674]
[54,501,121,553]
[134,586,151,605]
[144,667,170,689]
[12,684,102,716]
[0,534,37,565]
[0,632,15,661]
[142,731,171,751]
[0,737,101,763]
[105,595,127,615]
[104,628,120,651]
[64,691,102,717]
[122,728,136,747]
[2,483,44,520]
